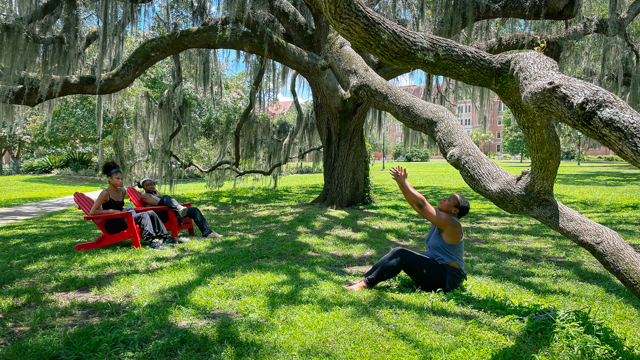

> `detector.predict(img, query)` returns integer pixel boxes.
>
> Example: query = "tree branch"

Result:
[435,0,579,36]
[0,17,326,106]
[473,0,640,59]
[17,0,64,25]
[170,152,235,174]
[268,0,315,49]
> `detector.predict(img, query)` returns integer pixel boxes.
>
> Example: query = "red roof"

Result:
[266,101,293,117]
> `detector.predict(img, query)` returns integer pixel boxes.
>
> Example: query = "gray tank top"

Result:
[424,216,465,273]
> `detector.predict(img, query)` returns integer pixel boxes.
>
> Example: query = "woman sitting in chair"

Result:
[90,162,179,250]
[137,178,223,238]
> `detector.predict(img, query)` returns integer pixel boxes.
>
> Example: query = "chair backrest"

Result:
[126,187,144,207]
[74,191,107,232]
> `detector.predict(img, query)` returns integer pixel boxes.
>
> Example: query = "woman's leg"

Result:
[362,247,447,292]
[185,207,213,236]
[105,218,128,235]
[133,212,158,241]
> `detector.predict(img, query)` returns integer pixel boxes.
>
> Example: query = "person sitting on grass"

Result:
[344,165,469,292]
[90,161,179,251]
[137,178,223,238]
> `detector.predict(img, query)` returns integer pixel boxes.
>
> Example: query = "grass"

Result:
[0,175,105,208]
[0,160,639,359]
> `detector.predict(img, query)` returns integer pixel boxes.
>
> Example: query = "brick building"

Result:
[266,85,615,157]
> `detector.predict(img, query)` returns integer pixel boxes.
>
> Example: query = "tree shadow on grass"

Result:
[1,180,639,358]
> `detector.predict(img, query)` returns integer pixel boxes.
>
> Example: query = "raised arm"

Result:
[390,166,462,243]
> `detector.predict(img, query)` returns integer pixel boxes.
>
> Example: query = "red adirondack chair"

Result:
[126,187,195,238]
[73,192,142,251]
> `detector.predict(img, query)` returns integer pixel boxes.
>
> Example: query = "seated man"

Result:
[137,178,223,238]
[344,166,469,292]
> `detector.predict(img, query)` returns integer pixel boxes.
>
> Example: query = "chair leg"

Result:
[188,226,195,236]
[74,234,106,251]
[131,229,142,248]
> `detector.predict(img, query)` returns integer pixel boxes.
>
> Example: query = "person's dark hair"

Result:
[102,161,122,177]
[455,194,470,219]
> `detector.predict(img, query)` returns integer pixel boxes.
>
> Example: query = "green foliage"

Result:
[27,96,98,158]
[501,110,530,160]
[469,128,494,152]
[35,155,65,174]
[63,151,95,171]
[404,147,431,162]
[392,143,404,160]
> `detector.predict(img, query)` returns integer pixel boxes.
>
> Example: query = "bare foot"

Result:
[344,277,366,286]
[343,281,370,291]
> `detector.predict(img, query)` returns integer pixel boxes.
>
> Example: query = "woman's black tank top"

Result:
[103,188,126,233]
[102,188,125,211]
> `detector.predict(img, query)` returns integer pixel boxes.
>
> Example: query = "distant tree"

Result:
[501,109,529,163]
[469,129,494,153]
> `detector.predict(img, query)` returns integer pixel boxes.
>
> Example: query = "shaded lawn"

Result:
[0,160,639,359]
[0,175,105,208]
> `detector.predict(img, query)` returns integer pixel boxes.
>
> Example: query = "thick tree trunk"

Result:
[309,80,374,206]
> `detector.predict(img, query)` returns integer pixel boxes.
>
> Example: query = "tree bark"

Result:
[309,76,374,206]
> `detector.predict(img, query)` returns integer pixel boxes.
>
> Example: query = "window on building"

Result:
[496,131,501,139]
[466,105,471,113]
[498,102,504,112]
[496,144,501,152]
[460,120,463,125]
[458,105,463,114]
[497,116,502,126]
[465,119,471,125]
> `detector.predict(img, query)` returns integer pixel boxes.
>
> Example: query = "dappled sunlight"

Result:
[1,161,639,358]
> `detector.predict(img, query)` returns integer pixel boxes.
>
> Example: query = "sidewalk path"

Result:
[0,190,103,226]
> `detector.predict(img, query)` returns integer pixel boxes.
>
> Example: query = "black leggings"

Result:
[105,211,170,241]
[155,195,213,236]
[363,247,447,292]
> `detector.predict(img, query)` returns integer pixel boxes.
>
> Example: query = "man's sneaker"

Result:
[205,230,223,239]
[177,205,188,217]
[163,237,181,246]
[148,240,165,251]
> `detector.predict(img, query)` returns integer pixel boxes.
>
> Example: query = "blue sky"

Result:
[227,51,428,102]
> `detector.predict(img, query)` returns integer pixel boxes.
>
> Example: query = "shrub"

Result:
[295,165,323,174]
[405,148,431,162]
[501,154,512,160]
[64,151,94,169]
[21,159,38,174]
[35,155,65,174]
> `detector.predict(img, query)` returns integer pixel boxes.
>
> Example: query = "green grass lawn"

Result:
[1,160,639,359]
[0,175,105,208]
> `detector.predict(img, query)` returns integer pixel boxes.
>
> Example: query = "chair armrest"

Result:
[84,211,135,221]
[182,202,193,207]
[134,206,170,212]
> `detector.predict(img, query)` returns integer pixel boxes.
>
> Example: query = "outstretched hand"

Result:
[390,166,408,183]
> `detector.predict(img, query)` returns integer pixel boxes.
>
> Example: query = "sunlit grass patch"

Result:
[1,160,639,359]
[0,175,104,208]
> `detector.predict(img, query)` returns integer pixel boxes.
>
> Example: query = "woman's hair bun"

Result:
[102,161,120,176]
